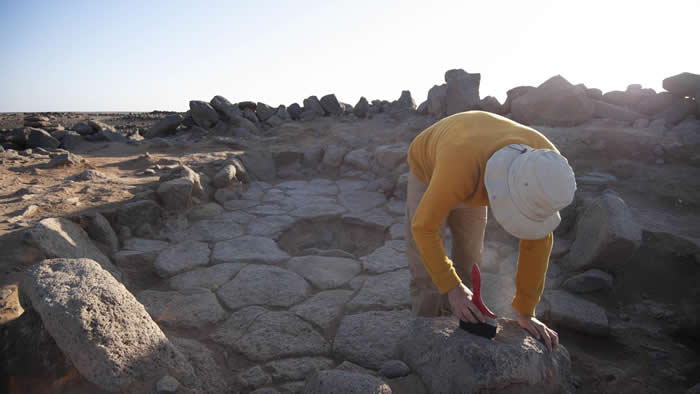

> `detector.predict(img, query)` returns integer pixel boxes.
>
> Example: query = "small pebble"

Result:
[156,375,179,393]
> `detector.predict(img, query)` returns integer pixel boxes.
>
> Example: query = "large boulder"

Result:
[303,96,326,115]
[563,191,641,273]
[396,90,416,110]
[662,72,700,98]
[320,94,344,116]
[189,100,220,129]
[427,84,448,116]
[210,95,242,120]
[540,290,609,336]
[445,69,481,116]
[354,97,370,118]
[593,100,643,122]
[22,258,199,392]
[511,75,594,126]
[662,96,697,127]
[287,103,303,120]
[374,143,409,172]
[304,370,392,394]
[23,217,122,281]
[159,164,204,197]
[157,177,194,211]
[239,150,276,181]
[144,114,183,138]
[26,128,60,149]
[479,96,503,114]
[256,102,276,122]
[502,86,536,115]
[399,317,574,394]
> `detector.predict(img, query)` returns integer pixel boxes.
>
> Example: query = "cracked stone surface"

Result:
[346,269,411,312]
[216,265,310,309]
[212,236,289,264]
[138,288,227,329]
[361,244,408,274]
[287,256,361,290]
[153,240,210,278]
[168,263,245,291]
[291,289,354,334]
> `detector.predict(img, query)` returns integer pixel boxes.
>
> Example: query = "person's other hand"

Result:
[447,283,485,324]
[516,311,559,352]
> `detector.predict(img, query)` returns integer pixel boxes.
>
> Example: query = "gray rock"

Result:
[347,270,411,312]
[479,96,503,114]
[334,310,412,369]
[212,235,289,264]
[445,69,481,116]
[170,337,228,394]
[248,215,295,237]
[396,90,416,110]
[662,96,697,126]
[169,263,244,291]
[290,202,346,220]
[287,103,303,120]
[562,269,613,293]
[593,100,643,122]
[240,150,276,181]
[379,360,410,378]
[389,223,405,240]
[542,290,609,335]
[175,219,245,242]
[212,164,237,188]
[87,120,116,133]
[354,97,370,118]
[662,72,700,98]
[361,244,408,274]
[159,164,204,197]
[23,258,197,392]
[428,84,447,116]
[138,288,226,329]
[264,357,334,383]
[216,264,309,309]
[77,212,119,252]
[153,240,210,278]
[303,96,325,115]
[123,237,169,252]
[344,148,372,171]
[145,114,183,138]
[210,95,242,120]
[342,208,394,232]
[47,152,83,167]
[512,75,594,126]
[322,145,349,168]
[236,365,272,390]
[687,382,700,394]
[374,144,409,172]
[26,128,60,149]
[69,169,108,181]
[71,121,95,135]
[291,289,353,334]
[189,100,220,128]
[187,202,224,221]
[564,191,641,272]
[339,189,386,213]
[287,256,361,290]
[157,177,193,211]
[398,317,573,394]
[211,307,329,361]
[60,130,83,150]
[304,370,392,394]
[256,102,276,122]
[24,217,122,281]
[320,94,344,116]
[156,375,180,392]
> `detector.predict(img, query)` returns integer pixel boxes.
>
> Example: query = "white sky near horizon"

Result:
[0,0,697,112]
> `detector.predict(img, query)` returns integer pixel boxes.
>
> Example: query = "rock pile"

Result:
[23,114,63,132]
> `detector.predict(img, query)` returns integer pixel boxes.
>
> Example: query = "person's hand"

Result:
[517,311,559,352]
[447,283,485,324]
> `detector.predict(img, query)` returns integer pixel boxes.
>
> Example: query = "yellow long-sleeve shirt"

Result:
[407,111,557,316]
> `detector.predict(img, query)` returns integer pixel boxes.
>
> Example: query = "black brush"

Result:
[459,264,498,339]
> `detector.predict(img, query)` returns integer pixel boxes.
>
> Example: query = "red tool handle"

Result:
[471,264,497,319]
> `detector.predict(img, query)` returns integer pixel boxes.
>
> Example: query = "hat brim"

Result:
[484,144,561,240]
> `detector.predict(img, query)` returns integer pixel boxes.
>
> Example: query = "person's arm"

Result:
[410,162,466,293]
[511,233,553,316]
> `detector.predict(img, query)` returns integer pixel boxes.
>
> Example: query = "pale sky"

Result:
[1,0,697,112]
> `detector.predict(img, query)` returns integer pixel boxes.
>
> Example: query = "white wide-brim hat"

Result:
[485,144,576,240]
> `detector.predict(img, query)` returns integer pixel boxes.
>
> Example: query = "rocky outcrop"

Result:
[445,69,481,116]
[564,190,641,272]
[22,258,199,392]
[427,84,448,116]
[354,97,370,118]
[144,114,183,138]
[320,94,344,116]
[663,72,700,98]
[511,75,594,126]
[399,317,574,394]
[189,100,220,128]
